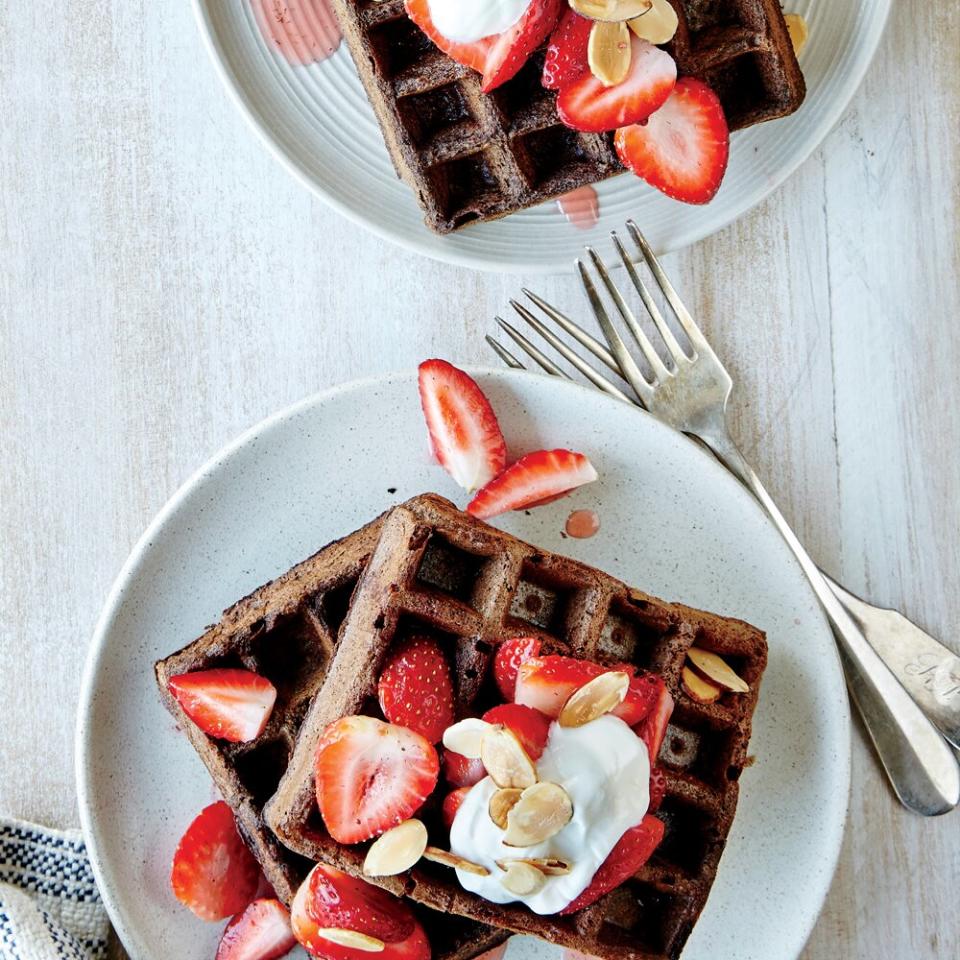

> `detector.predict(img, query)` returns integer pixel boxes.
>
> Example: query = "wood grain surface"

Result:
[1,1,957,958]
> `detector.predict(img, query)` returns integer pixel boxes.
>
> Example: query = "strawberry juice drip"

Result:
[565,509,600,539]
[251,0,342,65]
[556,186,599,230]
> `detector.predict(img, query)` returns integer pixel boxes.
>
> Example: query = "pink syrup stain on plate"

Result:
[250,0,342,65]
[565,509,600,539]
[556,186,600,230]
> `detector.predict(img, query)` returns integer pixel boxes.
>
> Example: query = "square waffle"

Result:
[333,0,804,232]
[265,493,768,960]
[155,509,510,960]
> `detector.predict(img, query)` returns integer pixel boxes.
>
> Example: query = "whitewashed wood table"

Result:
[1,0,957,957]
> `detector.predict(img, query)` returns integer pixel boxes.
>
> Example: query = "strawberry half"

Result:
[171,801,260,921]
[557,35,676,133]
[637,684,675,760]
[442,748,486,788]
[493,636,542,700]
[418,359,507,493]
[559,814,665,914]
[216,898,297,960]
[482,703,551,761]
[614,77,729,204]
[467,449,597,519]
[168,668,277,743]
[542,8,591,90]
[314,716,439,844]
[442,786,472,830]
[378,636,455,744]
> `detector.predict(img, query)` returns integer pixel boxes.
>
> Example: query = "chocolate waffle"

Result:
[265,493,768,960]
[154,509,510,960]
[332,0,804,232]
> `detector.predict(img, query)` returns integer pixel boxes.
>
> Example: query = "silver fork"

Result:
[486,220,960,817]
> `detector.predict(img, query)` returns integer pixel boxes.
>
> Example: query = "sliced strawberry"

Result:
[418,359,507,493]
[291,865,429,960]
[378,636,455,744]
[314,716,439,844]
[557,35,676,133]
[542,8,591,90]
[559,815,665,914]
[217,898,297,960]
[614,77,729,204]
[480,0,563,93]
[648,767,667,814]
[403,0,493,74]
[637,684,674,760]
[442,748,486,787]
[171,801,259,921]
[442,786,472,830]
[493,636,542,700]
[168,668,277,743]
[467,449,597,520]
[482,703,551,761]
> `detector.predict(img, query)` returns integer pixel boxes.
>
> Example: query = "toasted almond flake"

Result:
[686,647,749,693]
[559,670,630,727]
[363,819,428,877]
[681,665,722,704]
[317,929,386,952]
[503,781,574,847]
[499,860,545,895]
[489,788,523,829]
[442,718,493,759]
[423,846,490,876]
[587,20,632,86]
[784,13,808,54]
[496,857,573,876]
[481,725,538,789]
[571,0,653,22]
[627,0,679,44]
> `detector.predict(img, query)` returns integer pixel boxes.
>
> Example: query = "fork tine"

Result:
[496,317,570,379]
[510,300,636,405]
[485,335,526,369]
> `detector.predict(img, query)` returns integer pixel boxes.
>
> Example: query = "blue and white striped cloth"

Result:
[0,818,109,960]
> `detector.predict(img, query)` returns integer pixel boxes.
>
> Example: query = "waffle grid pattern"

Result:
[266,495,768,960]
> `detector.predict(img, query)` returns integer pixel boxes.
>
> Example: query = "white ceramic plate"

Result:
[77,370,850,960]
[192,0,889,273]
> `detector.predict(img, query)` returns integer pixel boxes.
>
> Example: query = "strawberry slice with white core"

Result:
[418,359,507,493]
[168,668,277,743]
[557,35,676,133]
[466,449,597,519]
[314,716,439,844]
[216,898,297,960]
[614,77,729,204]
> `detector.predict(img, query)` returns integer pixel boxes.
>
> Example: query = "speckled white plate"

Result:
[76,370,850,960]
[191,0,889,273]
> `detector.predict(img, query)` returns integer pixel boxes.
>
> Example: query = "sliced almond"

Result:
[499,860,545,896]
[442,718,493,760]
[627,0,679,44]
[480,725,538,789]
[559,670,630,727]
[423,846,490,876]
[687,647,749,693]
[317,929,386,952]
[587,20,632,86]
[496,857,573,876]
[503,781,574,847]
[489,788,523,829]
[571,0,653,22]
[681,665,722,704]
[363,819,427,877]
[784,13,808,55]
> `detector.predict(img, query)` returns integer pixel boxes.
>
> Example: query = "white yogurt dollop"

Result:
[449,715,651,914]
[426,0,530,43]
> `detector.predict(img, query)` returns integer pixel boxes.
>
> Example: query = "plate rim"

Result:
[75,368,851,959]
[190,0,892,274]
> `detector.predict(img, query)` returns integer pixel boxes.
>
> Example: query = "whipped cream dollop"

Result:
[426,0,530,43]
[449,715,651,914]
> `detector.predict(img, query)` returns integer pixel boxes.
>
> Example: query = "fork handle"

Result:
[702,431,960,816]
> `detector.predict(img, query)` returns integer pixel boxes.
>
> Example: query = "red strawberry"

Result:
[403,0,493,74]
[493,636,542,700]
[314,717,439,844]
[467,449,597,520]
[442,786,472,830]
[217,898,297,960]
[442,748,486,788]
[418,359,507,493]
[168,669,277,743]
[648,767,667,814]
[637,684,674,760]
[557,35,676,133]
[171,801,260,921]
[559,815,665,914]
[542,8,591,89]
[378,636,455,744]
[291,864,429,960]
[482,703,551,761]
[614,77,729,204]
